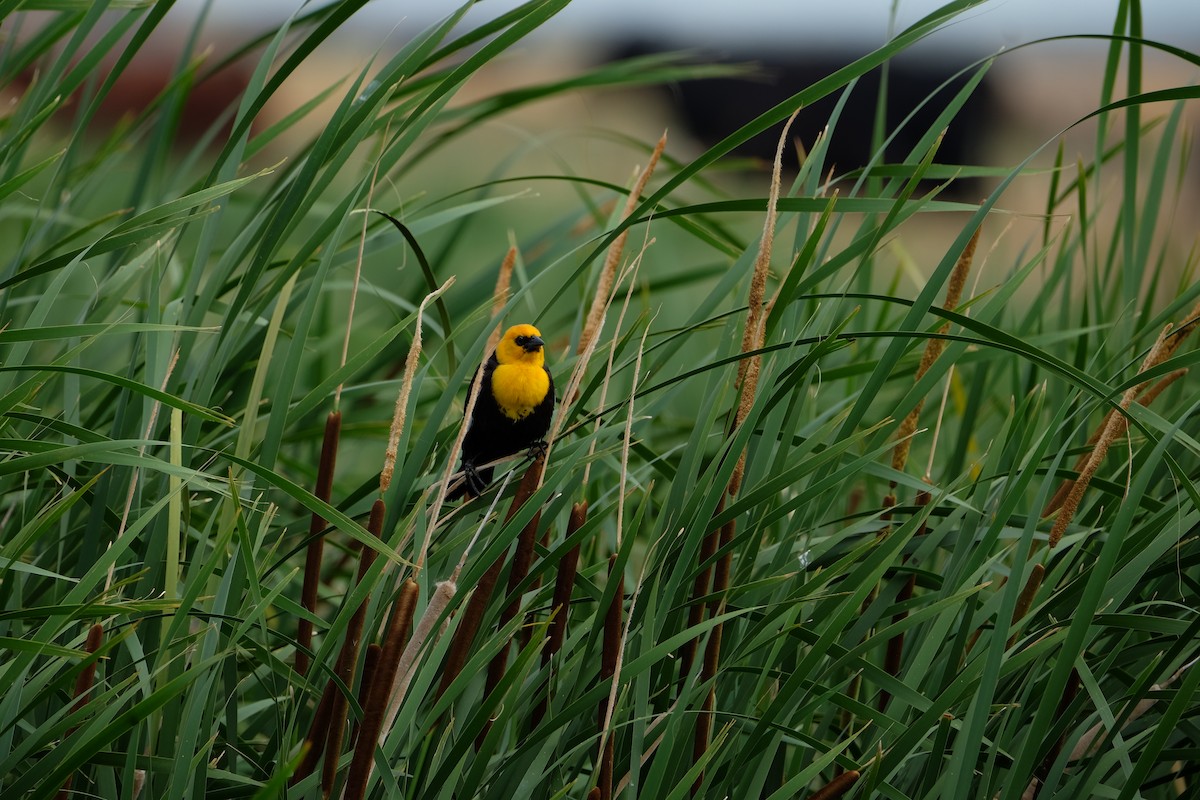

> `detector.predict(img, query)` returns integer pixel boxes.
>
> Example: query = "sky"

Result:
[180,0,1200,56]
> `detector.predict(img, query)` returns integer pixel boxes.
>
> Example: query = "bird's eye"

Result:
[514,335,529,346]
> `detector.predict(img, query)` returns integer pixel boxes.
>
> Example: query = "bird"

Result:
[450,323,555,499]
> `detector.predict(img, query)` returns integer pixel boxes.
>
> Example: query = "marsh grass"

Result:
[2,2,1200,799]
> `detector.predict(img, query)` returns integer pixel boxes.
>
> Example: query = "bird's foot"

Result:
[526,440,548,461]
[462,463,488,498]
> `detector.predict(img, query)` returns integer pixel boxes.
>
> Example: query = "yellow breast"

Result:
[491,364,550,421]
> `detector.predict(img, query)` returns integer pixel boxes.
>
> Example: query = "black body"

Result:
[453,353,555,498]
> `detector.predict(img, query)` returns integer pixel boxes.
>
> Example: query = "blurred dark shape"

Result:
[609,41,997,198]
[8,41,253,146]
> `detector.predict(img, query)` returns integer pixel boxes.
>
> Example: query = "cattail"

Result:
[55,623,104,800]
[379,581,458,746]
[439,453,545,701]
[532,502,587,727]
[487,247,517,354]
[344,578,418,800]
[1043,367,1186,516]
[350,643,382,747]
[381,279,454,494]
[579,131,667,357]
[1050,324,1173,547]
[1006,563,1045,648]
[321,500,383,797]
[891,226,980,476]
[804,770,861,800]
[297,411,342,677]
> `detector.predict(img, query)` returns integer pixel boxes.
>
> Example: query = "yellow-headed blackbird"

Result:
[451,323,555,499]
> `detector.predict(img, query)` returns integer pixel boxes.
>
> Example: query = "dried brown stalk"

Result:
[729,110,799,496]
[1049,324,1173,548]
[891,226,980,476]
[297,410,343,677]
[382,277,455,495]
[1006,563,1045,649]
[321,500,383,798]
[55,623,104,800]
[487,247,517,354]
[804,770,861,800]
[692,113,797,789]
[1043,367,1186,516]
[344,578,418,800]
[579,131,667,357]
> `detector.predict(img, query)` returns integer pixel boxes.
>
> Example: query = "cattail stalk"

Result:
[343,578,418,800]
[679,497,722,684]
[381,278,455,495]
[804,770,861,800]
[692,113,797,790]
[1049,324,1173,547]
[350,643,381,747]
[55,623,104,800]
[579,131,666,357]
[532,501,587,726]
[1006,563,1045,649]
[297,411,343,677]
[439,453,545,701]
[1043,367,1186,516]
[596,555,625,800]
[320,500,383,798]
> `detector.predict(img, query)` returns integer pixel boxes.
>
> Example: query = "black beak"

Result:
[522,335,544,352]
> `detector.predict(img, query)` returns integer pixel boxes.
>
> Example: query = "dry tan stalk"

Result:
[486,246,517,355]
[579,131,667,357]
[297,410,343,677]
[344,578,418,800]
[729,110,799,496]
[1049,324,1173,547]
[1044,367,1187,516]
[1160,296,1200,361]
[381,277,455,494]
[804,770,861,800]
[55,623,105,800]
[583,247,647,486]
[1006,563,1045,648]
[891,226,980,475]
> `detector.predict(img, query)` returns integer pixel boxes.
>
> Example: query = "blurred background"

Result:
[8,0,1200,300]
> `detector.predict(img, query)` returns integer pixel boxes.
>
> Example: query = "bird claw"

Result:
[526,440,548,461]
[463,464,487,498]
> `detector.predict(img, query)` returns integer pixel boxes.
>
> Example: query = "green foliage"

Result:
[1,1,1198,798]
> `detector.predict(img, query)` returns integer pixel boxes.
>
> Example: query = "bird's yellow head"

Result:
[496,324,546,367]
